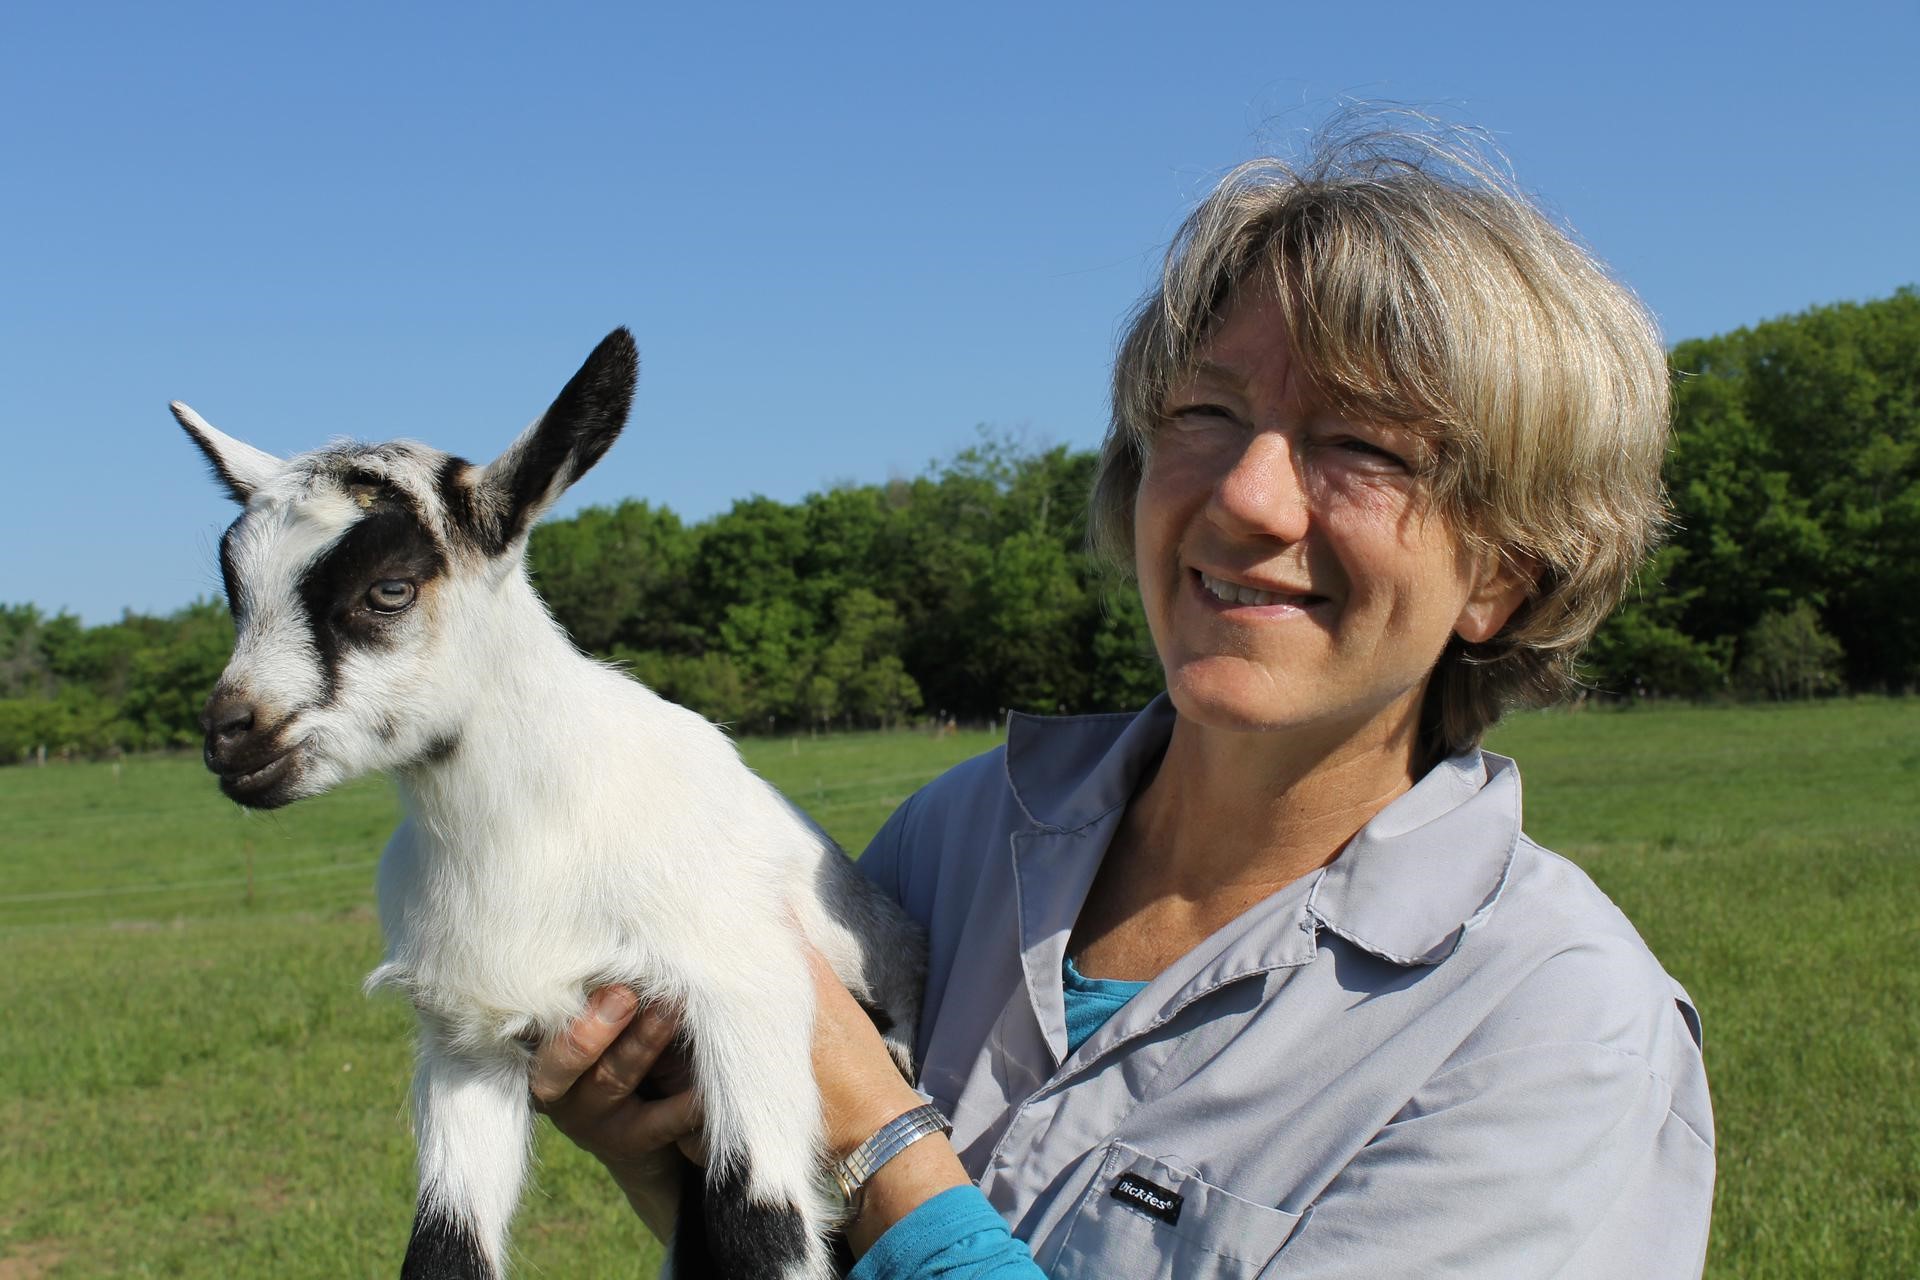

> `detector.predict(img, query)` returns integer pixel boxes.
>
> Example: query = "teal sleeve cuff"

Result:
[847,1185,1045,1280]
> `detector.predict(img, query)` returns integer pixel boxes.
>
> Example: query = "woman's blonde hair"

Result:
[1091,120,1670,755]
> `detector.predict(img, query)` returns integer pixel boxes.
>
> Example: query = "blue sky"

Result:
[4,0,1915,623]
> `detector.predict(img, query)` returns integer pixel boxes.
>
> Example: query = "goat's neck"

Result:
[395,569,635,851]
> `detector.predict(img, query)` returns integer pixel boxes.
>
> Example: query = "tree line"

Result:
[4,288,1914,763]
[1587,287,1919,700]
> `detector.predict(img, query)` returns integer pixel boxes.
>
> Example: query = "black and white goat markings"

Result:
[175,329,925,1280]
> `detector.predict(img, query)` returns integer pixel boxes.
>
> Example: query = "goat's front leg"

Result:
[671,956,834,1280]
[401,1031,532,1280]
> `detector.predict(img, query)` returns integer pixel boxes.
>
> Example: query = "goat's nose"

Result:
[202,694,258,766]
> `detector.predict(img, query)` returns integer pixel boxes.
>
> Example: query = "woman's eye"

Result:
[1333,436,1407,467]
[366,580,417,613]
[1167,404,1238,429]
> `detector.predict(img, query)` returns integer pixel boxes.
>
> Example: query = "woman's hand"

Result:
[528,986,702,1240]
[534,963,971,1257]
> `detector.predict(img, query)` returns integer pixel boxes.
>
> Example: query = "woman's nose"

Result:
[1209,429,1310,542]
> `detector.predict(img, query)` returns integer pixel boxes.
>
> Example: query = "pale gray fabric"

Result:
[858,696,1714,1279]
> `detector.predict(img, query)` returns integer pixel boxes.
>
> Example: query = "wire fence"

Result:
[1,764,951,933]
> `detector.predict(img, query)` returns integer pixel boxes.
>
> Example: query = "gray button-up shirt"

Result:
[858,697,1714,1278]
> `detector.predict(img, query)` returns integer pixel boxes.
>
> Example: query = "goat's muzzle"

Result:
[201,691,305,809]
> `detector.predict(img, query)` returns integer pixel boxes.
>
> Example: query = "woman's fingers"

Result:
[584,1002,686,1109]
[529,986,639,1108]
[595,1089,705,1165]
[552,1032,703,1169]
[524,989,702,1239]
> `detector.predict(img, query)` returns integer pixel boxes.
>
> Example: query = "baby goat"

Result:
[173,329,925,1280]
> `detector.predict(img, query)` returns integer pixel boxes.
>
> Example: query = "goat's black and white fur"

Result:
[173,329,925,1280]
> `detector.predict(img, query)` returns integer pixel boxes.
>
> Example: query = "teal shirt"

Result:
[1061,956,1148,1054]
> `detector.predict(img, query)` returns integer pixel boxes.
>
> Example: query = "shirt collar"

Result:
[1003,695,1522,968]
[1305,749,1522,965]
[1004,695,1178,832]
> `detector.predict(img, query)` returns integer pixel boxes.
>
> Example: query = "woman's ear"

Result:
[1454,549,1539,645]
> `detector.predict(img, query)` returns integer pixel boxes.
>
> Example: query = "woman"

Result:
[531,131,1715,1277]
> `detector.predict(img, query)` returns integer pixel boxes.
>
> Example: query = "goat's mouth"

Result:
[217,740,308,809]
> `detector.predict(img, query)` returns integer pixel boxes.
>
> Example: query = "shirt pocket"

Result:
[1049,1142,1302,1280]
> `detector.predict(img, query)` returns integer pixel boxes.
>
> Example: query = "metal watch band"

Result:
[832,1102,952,1209]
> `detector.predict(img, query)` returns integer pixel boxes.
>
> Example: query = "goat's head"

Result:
[174,328,638,808]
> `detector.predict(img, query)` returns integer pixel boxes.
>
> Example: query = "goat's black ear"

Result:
[171,402,283,504]
[476,328,638,552]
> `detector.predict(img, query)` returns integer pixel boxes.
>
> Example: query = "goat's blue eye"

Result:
[367,580,417,613]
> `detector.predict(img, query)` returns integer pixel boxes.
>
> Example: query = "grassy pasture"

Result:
[2,702,1916,1277]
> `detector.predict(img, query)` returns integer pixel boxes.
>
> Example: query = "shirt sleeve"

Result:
[1266,1039,1715,1279]
[854,787,923,920]
[849,1186,1048,1280]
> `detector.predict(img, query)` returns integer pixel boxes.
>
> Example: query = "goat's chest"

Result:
[371,822,628,1040]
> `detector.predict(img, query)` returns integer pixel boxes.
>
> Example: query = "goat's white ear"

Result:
[475,328,638,554]
[172,402,283,504]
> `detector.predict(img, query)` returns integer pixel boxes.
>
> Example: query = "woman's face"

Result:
[1134,285,1526,746]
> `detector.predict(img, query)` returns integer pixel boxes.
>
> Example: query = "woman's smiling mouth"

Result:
[1193,569,1328,611]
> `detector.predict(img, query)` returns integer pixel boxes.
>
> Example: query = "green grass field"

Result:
[2,702,1915,1277]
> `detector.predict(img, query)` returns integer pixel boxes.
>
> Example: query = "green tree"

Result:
[1582,548,1732,699]
[117,600,235,748]
[616,649,756,727]
[1663,288,1920,690]
[1736,604,1847,701]
[717,598,820,728]
[0,604,57,699]
[813,589,921,728]
[691,497,815,637]
[1087,585,1164,711]
[969,530,1091,714]
[529,500,694,652]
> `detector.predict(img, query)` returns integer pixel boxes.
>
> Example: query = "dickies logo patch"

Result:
[1112,1173,1184,1225]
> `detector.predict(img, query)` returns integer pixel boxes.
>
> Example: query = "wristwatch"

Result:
[832,1102,952,1214]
